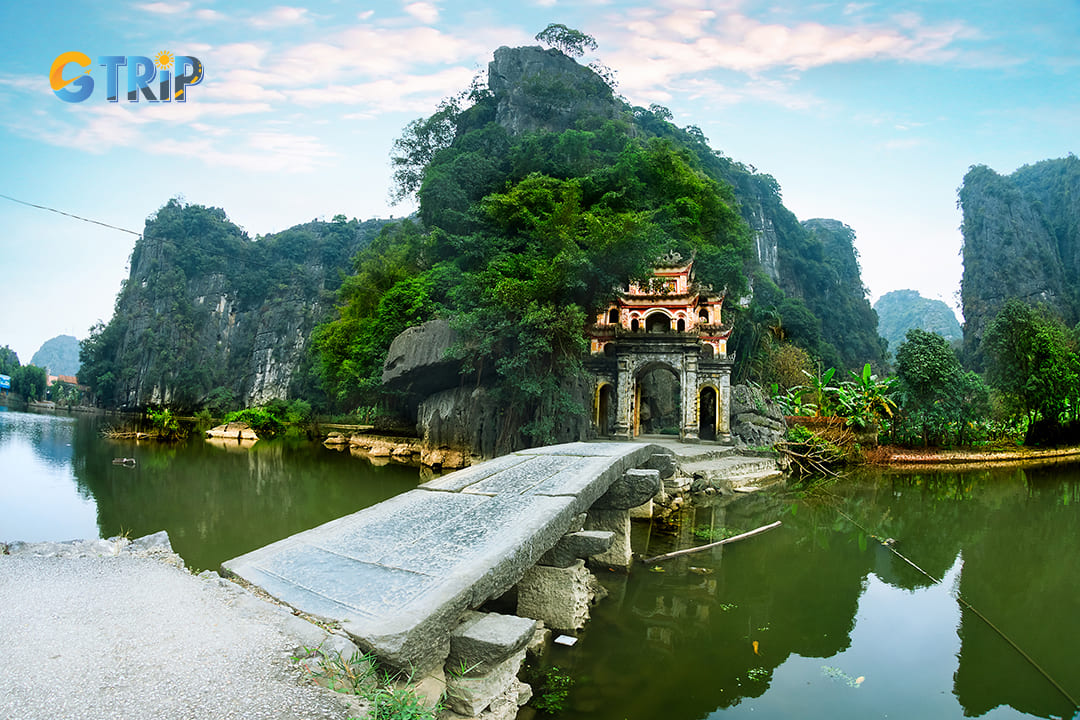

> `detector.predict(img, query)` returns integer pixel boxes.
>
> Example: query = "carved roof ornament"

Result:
[655,249,684,267]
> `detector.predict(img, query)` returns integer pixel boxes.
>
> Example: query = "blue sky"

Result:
[1,0,1077,363]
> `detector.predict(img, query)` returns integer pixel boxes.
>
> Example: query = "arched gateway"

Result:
[586,253,734,443]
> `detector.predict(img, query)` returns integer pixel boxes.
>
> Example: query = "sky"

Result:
[1,0,1077,364]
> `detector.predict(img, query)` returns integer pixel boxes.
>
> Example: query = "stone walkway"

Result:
[223,442,661,672]
[634,436,783,488]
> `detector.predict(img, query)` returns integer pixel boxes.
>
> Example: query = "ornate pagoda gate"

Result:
[586,254,734,444]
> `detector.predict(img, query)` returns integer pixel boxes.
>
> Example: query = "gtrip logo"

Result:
[50,51,204,103]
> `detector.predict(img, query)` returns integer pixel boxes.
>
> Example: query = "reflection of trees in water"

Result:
[951,466,1080,719]
[555,468,1080,720]
[70,425,421,571]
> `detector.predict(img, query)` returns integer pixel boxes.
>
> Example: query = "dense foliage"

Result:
[0,345,18,377]
[0,345,49,401]
[982,299,1080,441]
[892,328,989,446]
[318,42,886,446]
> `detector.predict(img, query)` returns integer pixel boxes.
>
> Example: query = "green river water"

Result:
[2,407,1077,719]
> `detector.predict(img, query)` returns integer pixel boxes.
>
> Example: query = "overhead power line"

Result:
[0,192,141,237]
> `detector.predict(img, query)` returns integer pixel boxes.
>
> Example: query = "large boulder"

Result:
[730,384,786,448]
[416,376,594,465]
[417,386,504,464]
[382,320,462,407]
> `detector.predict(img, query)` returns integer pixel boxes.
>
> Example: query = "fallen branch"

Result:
[641,520,782,564]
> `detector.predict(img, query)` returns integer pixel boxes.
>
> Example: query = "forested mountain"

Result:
[875,289,962,357]
[317,39,884,446]
[960,156,1080,365]
[31,334,81,376]
[79,201,390,409]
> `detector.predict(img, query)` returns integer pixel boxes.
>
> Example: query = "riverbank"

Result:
[875,444,1080,470]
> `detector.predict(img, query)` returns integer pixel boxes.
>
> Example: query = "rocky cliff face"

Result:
[960,157,1080,363]
[488,45,617,136]
[82,200,388,409]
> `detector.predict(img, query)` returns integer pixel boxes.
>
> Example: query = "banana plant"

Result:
[838,363,897,429]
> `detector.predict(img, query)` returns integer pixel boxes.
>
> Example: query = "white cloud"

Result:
[0,73,48,94]
[600,5,976,108]
[1,14,527,175]
[843,2,873,16]
[250,6,310,29]
[286,66,475,112]
[404,2,439,24]
[194,8,223,21]
[136,1,191,14]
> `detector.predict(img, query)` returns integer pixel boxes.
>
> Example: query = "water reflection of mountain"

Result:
[555,467,1080,720]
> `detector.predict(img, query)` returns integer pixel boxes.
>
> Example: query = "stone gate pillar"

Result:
[681,351,699,442]
[718,372,732,443]
[614,357,633,439]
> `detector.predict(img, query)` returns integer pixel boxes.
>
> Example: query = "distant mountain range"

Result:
[30,334,81,376]
[874,289,962,357]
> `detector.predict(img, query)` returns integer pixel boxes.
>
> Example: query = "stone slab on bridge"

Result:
[222,442,661,672]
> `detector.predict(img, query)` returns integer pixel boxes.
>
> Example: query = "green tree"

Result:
[12,364,48,401]
[390,99,463,203]
[895,328,989,446]
[534,24,597,57]
[321,50,808,450]
[0,345,19,376]
[981,299,1080,430]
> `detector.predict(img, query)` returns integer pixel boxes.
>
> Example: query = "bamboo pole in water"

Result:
[641,520,782,564]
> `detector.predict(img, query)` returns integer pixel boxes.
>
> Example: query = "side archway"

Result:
[595,383,615,436]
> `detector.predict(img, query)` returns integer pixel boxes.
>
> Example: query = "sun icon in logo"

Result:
[154,50,174,71]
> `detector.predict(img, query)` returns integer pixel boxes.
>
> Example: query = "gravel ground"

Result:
[0,536,352,720]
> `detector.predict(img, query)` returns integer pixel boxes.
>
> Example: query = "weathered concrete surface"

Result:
[223,442,662,672]
[445,649,528,716]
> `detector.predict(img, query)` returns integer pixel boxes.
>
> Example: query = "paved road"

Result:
[0,537,350,720]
